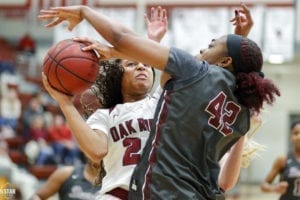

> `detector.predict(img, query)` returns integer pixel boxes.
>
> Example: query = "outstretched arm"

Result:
[38,6,169,71]
[42,73,108,163]
[144,6,171,86]
[218,3,255,191]
[30,166,73,200]
[230,2,253,37]
[261,156,288,194]
[145,6,168,43]
[218,111,263,191]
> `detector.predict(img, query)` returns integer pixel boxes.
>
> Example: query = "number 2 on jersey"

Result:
[123,137,141,165]
[205,92,241,136]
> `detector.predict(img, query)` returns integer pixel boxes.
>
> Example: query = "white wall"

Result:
[0,18,53,43]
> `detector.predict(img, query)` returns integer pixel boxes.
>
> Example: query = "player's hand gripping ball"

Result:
[43,39,99,96]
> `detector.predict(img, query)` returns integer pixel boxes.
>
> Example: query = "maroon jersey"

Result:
[129,47,250,200]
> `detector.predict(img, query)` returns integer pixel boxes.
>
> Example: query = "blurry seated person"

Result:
[30,154,103,200]
[0,140,38,199]
[28,115,55,165]
[48,114,80,165]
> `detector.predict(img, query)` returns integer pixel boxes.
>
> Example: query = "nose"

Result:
[200,49,205,54]
[136,63,146,70]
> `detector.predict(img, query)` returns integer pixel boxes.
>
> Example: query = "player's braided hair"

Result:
[227,35,281,113]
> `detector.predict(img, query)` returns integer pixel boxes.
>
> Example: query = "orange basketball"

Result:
[43,39,99,96]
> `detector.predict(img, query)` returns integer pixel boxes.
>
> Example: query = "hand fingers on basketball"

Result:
[42,73,57,94]
[82,44,104,58]
[72,37,101,58]
[42,72,57,95]
[42,72,51,91]
[42,73,70,99]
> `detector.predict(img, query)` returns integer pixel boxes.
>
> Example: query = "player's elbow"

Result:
[218,173,239,192]
[219,181,235,192]
[89,149,107,163]
[111,31,137,53]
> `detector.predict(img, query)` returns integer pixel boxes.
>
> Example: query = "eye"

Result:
[143,64,151,68]
[208,44,213,49]
[126,62,136,67]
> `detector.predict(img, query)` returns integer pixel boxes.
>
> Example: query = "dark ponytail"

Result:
[227,34,281,113]
[235,72,280,113]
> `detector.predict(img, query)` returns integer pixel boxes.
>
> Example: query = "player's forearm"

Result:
[58,102,107,162]
[218,136,245,191]
[80,6,169,72]
[81,6,136,49]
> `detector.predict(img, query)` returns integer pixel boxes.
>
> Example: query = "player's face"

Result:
[195,36,227,65]
[291,124,300,149]
[121,60,154,96]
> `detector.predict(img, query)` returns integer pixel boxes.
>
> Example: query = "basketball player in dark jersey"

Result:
[30,158,101,200]
[261,120,300,200]
[38,3,281,200]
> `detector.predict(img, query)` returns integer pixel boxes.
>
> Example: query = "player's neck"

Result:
[123,94,148,103]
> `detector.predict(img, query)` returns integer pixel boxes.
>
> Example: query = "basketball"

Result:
[43,39,99,96]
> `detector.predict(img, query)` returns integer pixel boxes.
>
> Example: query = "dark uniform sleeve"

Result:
[165,47,208,84]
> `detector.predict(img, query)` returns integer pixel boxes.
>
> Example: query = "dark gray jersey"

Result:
[59,165,101,200]
[279,153,300,200]
[129,47,250,200]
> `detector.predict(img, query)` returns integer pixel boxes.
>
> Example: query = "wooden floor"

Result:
[45,183,279,200]
[226,183,279,200]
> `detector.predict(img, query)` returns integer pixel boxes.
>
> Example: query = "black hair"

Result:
[93,59,124,108]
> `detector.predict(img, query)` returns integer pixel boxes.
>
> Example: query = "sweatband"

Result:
[227,34,244,73]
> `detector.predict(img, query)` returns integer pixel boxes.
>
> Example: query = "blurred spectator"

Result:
[0,37,16,62]
[0,139,38,199]
[48,114,80,165]
[17,33,36,54]
[0,86,22,131]
[30,155,102,200]
[0,60,15,74]
[21,93,45,139]
[28,115,55,165]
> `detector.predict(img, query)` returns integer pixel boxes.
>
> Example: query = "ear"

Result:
[216,56,232,68]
